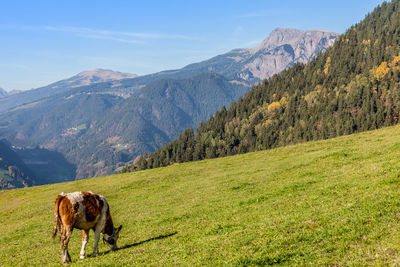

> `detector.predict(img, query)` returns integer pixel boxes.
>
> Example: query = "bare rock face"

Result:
[180,28,339,85]
[244,28,338,80]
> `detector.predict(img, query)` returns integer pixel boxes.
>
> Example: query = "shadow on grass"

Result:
[101,232,178,255]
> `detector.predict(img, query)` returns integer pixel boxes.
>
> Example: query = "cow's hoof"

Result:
[80,255,85,259]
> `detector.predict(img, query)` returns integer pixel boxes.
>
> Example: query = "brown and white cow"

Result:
[52,191,122,264]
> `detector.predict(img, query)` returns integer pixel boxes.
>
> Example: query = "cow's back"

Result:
[61,191,108,230]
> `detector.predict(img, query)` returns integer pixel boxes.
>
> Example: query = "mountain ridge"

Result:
[0,27,339,181]
[0,69,137,113]
[181,28,339,83]
[0,28,338,114]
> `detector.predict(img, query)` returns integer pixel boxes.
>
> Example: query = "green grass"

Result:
[2,126,400,266]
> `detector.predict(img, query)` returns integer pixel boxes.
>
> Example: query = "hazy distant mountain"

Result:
[8,89,22,95]
[0,88,8,98]
[0,73,249,178]
[0,28,339,180]
[0,69,137,113]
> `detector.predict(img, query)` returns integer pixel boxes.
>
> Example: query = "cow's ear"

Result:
[117,225,122,232]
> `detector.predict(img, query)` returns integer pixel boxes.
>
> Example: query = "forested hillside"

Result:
[126,0,400,172]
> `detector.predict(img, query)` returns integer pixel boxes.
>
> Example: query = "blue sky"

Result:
[0,0,386,91]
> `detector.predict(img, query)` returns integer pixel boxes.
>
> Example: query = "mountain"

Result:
[72,73,250,178]
[0,28,338,180]
[0,73,249,178]
[0,69,137,113]
[180,28,338,83]
[0,139,37,189]
[0,88,8,98]
[0,28,337,115]
[86,28,338,91]
[0,139,75,189]
[127,0,400,172]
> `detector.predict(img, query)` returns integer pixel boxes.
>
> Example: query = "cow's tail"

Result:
[52,194,64,239]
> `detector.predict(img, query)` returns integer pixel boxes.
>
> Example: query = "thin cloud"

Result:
[77,34,146,44]
[43,25,162,39]
[0,24,202,43]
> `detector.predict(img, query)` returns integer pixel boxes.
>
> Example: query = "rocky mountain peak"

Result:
[252,28,305,52]
[244,28,339,80]
[252,28,338,54]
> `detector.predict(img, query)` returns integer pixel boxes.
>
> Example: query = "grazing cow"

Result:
[52,191,122,264]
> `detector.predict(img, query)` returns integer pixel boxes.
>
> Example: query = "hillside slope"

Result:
[129,0,400,171]
[2,125,400,265]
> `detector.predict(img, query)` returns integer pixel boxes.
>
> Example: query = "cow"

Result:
[52,191,122,264]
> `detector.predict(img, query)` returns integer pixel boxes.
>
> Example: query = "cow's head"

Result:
[103,225,122,250]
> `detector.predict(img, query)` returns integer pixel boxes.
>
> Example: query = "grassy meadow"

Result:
[2,126,400,265]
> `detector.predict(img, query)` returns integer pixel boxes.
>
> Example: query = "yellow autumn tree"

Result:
[267,101,281,112]
[372,61,389,80]
[362,39,371,45]
[324,56,331,75]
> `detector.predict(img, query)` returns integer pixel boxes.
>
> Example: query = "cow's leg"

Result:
[80,229,89,259]
[93,228,101,257]
[61,226,73,264]
[60,227,65,263]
